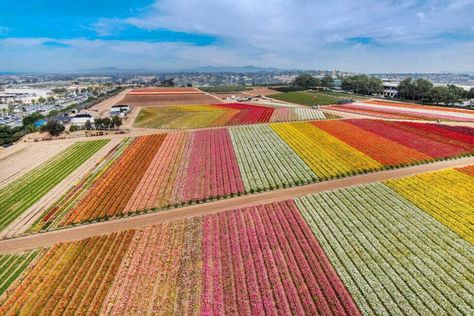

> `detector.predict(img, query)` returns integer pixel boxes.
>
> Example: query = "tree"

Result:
[69,124,79,132]
[341,75,382,95]
[369,77,383,95]
[428,85,464,105]
[37,97,46,104]
[446,84,465,105]
[397,78,414,99]
[94,118,104,129]
[161,79,175,87]
[52,88,67,95]
[84,120,92,130]
[22,113,44,126]
[430,86,448,104]
[414,78,433,102]
[40,120,65,136]
[0,125,25,146]
[468,87,474,99]
[321,75,335,89]
[293,74,319,89]
[111,116,122,128]
[102,117,112,129]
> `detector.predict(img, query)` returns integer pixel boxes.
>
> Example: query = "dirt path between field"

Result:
[200,90,226,103]
[1,156,473,253]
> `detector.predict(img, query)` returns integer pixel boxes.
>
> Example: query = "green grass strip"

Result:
[269,91,339,106]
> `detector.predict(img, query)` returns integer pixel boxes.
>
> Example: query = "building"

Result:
[70,113,94,125]
[0,88,51,104]
[381,79,399,97]
[110,104,131,116]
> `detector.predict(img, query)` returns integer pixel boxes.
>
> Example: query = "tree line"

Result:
[286,74,335,91]
[340,75,384,95]
[397,78,474,105]
[338,75,474,106]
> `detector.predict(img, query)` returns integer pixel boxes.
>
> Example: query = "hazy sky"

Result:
[0,0,473,73]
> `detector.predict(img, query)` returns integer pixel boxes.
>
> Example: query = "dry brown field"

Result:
[121,92,221,106]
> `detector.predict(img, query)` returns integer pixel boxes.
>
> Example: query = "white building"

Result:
[381,79,399,97]
[0,88,51,104]
[110,104,131,116]
[70,113,94,125]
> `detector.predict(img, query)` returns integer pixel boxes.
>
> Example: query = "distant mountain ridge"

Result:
[78,65,284,74]
[183,65,281,73]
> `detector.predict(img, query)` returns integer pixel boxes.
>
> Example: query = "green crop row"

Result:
[0,139,109,231]
[269,91,339,106]
[0,250,40,296]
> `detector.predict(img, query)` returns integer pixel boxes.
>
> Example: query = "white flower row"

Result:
[229,125,317,192]
[294,108,326,121]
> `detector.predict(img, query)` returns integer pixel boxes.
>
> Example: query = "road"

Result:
[1,155,473,253]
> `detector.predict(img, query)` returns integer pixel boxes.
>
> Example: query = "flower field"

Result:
[312,120,432,165]
[28,138,134,232]
[326,101,474,122]
[14,119,474,232]
[270,121,384,178]
[365,99,474,114]
[349,119,474,158]
[1,166,472,315]
[0,140,109,231]
[297,181,473,315]
[0,231,134,315]
[458,164,474,176]
[230,125,317,191]
[385,168,474,243]
[62,135,167,224]
[0,202,360,315]
[133,103,334,129]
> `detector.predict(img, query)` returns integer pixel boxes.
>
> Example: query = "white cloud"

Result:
[121,0,474,46]
[89,18,126,37]
[0,38,278,72]
[1,1,474,72]
[0,36,473,73]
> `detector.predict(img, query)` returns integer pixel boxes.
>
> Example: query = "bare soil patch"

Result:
[244,87,282,96]
[128,87,201,94]
[121,93,220,106]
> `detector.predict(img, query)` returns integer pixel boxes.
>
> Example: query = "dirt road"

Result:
[1,156,473,253]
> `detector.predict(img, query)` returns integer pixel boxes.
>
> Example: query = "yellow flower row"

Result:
[169,110,226,128]
[171,105,221,112]
[385,169,474,244]
[270,122,382,179]
[134,106,230,129]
